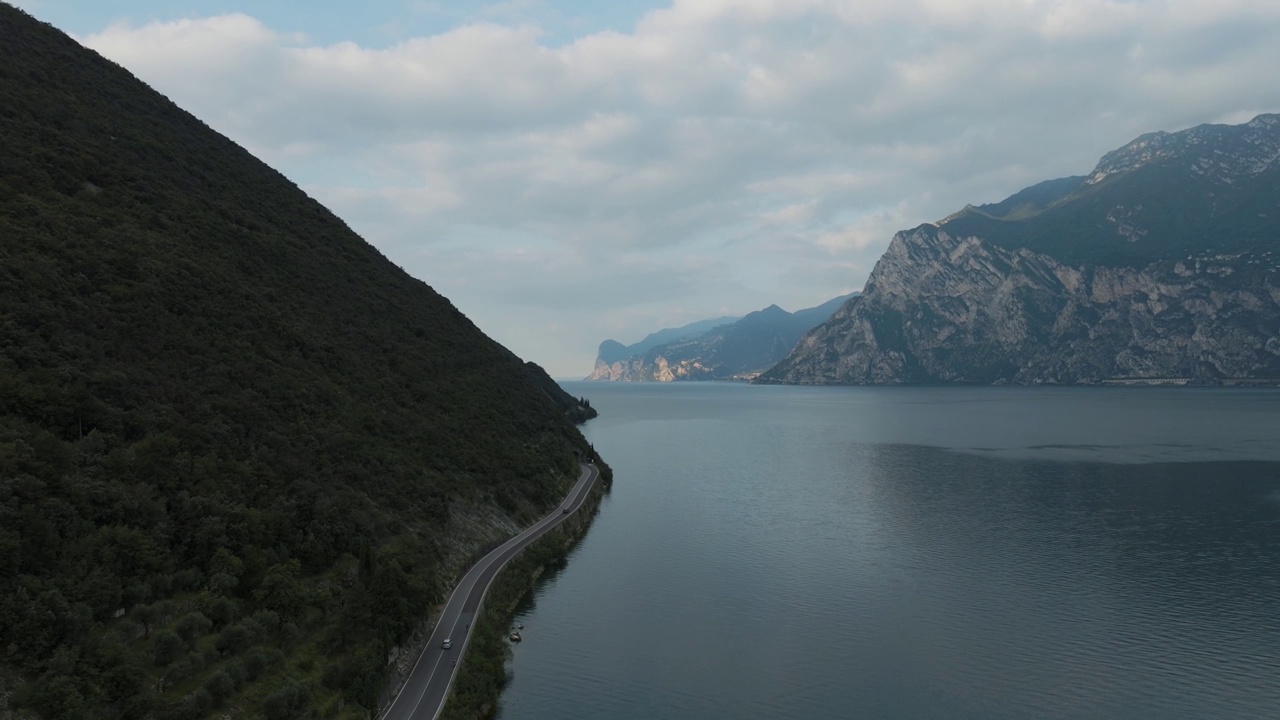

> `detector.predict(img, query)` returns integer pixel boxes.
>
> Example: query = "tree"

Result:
[151,630,184,666]
[173,612,212,646]
[131,601,165,638]
[253,560,304,619]
[262,677,311,720]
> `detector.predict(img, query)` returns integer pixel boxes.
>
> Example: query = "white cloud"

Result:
[73,0,1280,375]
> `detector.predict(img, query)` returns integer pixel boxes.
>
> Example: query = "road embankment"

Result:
[439,461,611,720]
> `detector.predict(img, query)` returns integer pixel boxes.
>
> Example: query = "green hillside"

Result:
[969,175,1085,221]
[943,117,1280,267]
[0,4,594,718]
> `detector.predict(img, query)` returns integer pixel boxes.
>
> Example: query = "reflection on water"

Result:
[498,384,1280,720]
[857,445,1280,718]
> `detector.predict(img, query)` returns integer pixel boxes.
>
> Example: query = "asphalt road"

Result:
[381,462,600,720]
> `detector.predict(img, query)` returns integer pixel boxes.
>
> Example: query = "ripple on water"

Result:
[498,385,1280,720]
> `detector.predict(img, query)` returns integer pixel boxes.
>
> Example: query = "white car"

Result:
[442,638,452,649]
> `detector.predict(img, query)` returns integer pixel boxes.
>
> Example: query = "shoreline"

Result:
[437,461,611,720]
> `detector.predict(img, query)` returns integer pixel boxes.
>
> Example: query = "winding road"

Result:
[381,462,600,720]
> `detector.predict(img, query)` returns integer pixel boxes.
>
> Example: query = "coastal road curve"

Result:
[381,462,600,720]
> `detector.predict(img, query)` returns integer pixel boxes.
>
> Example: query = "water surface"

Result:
[499,385,1280,720]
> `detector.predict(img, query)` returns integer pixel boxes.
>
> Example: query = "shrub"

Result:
[203,670,236,706]
[173,612,212,646]
[262,677,312,720]
[151,630,184,667]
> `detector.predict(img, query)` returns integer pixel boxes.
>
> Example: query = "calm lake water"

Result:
[498,383,1280,720]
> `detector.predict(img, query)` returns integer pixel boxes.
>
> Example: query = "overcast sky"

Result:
[16,1,1280,376]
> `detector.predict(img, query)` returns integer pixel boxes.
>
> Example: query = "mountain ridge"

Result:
[588,293,857,381]
[760,114,1280,385]
[939,113,1280,268]
[594,315,740,366]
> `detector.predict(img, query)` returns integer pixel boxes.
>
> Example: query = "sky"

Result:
[14,1,1280,377]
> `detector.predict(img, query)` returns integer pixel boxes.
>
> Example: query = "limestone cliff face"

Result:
[586,295,856,382]
[586,354,710,382]
[761,114,1280,386]
[760,226,1280,384]
[586,335,748,382]
[586,357,629,381]
[585,316,738,380]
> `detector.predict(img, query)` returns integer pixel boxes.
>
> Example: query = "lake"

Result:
[498,383,1280,720]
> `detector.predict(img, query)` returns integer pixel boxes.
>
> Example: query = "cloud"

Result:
[74,0,1280,375]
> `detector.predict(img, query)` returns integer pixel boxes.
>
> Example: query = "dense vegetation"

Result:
[441,528,571,720]
[0,4,596,718]
[439,464,607,720]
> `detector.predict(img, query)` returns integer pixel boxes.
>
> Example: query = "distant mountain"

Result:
[760,114,1280,385]
[588,294,857,381]
[968,175,1087,221]
[0,5,598,718]
[791,293,855,328]
[944,116,1280,266]
[595,315,739,365]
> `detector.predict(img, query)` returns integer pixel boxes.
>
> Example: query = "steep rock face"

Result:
[588,295,856,381]
[761,226,1280,384]
[1089,114,1280,187]
[586,316,738,380]
[761,114,1280,385]
[587,337,724,382]
[588,357,632,381]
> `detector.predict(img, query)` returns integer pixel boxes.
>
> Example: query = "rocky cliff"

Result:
[589,294,855,381]
[587,315,738,379]
[760,115,1280,385]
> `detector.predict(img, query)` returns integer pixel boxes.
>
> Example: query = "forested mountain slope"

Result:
[0,4,594,718]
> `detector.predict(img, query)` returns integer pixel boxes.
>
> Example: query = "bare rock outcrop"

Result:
[761,226,1280,384]
[761,114,1280,385]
